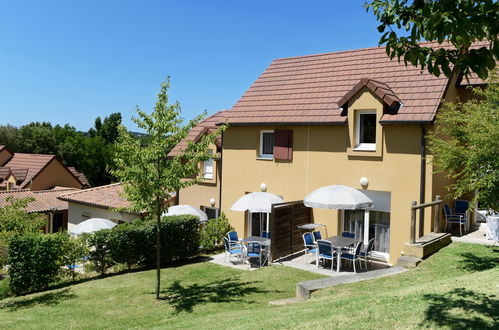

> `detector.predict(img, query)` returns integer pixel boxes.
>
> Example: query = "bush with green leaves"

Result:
[88,230,114,275]
[8,232,69,295]
[108,223,149,270]
[200,212,233,250]
[63,236,89,282]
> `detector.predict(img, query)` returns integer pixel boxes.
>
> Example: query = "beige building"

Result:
[175,42,487,264]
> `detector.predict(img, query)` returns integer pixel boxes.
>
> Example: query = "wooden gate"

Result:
[270,201,312,261]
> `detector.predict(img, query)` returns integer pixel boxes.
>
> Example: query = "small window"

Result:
[355,111,376,151]
[7,182,14,191]
[203,150,214,179]
[201,206,219,220]
[259,130,274,159]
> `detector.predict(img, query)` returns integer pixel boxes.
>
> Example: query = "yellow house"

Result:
[177,42,487,264]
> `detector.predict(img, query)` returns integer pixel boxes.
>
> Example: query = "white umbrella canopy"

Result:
[304,185,373,210]
[163,205,208,222]
[230,192,284,213]
[70,218,117,236]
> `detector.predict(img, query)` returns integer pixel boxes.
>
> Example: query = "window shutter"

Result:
[273,129,293,160]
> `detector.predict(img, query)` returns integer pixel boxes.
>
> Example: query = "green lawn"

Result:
[0,243,497,329]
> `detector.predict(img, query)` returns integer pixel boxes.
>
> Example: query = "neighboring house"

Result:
[0,187,80,233]
[0,146,88,191]
[176,41,488,264]
[58,183,141,231]
[168,110,226,219]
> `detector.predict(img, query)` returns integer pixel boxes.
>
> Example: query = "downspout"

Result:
[218,131,223,210]
[419,125,426,237]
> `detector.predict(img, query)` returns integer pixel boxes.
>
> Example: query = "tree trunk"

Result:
[155,209,161,300]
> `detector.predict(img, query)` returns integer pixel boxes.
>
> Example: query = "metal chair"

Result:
[340,241,364,273]
[302,232,317,263]
[223,237,243,263]
[313,231,322,241]
[359,238,375,268]
[227,230,240,247]
[262,231,271,239]
[316,239,336,270]
[443,204,466,236]
[246,241,267,267]
[341,232,355,238]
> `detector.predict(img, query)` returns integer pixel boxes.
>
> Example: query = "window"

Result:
[203,150,214,179]
[355,111,376,151]
[201,206,219,220]
[7,182,14,191]
[259,130,274,159]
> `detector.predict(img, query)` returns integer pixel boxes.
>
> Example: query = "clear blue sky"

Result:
[0,1,382,132]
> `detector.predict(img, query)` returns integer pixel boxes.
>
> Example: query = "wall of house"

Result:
[30,159,83,190]
[66,202,139,232]
[221,89,437,264]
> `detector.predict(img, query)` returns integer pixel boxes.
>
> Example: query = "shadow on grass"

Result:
[421,288,498,329]
[0,288,76,312]
[160,277,279,313]
[458,252,499,272]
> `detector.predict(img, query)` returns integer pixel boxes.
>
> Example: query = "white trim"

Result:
[259,130,274,159]
[355,110,376,151]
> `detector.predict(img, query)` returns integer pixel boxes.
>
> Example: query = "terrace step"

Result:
[396,255,422,268]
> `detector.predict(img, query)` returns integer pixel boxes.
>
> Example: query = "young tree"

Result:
[365,0,498,79]
[428,77,499,212]
[111,79,225,299]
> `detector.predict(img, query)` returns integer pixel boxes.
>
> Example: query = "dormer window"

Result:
[355,110,376,151]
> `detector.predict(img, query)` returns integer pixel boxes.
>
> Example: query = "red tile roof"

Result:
[168,110,227,156]
[224,41,490,125]
[67,167,90,187]
[58,183,137,213]
[1,153,55,188]
[0,188,80,213]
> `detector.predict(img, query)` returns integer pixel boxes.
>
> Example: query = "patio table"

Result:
[241,236,271,266]
[324,236,361,272]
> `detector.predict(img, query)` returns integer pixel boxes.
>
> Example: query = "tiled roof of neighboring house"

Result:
[168,110,227,156]
[224,41,490,125]
[0,167,10,180]
[67,167,90,187]
[58,183,138,213]
[0,188,80,213]
[0,153,55,188]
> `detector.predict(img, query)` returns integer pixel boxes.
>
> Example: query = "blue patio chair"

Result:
[223,237,243,263]
[341,232,355,238]
[359,238,375,269]
[316,239,336,270]
[246,241,267,267]
[443,204,467,236]
[340,241,364,273]
[302,232,317,263]
[262,231,271,239]
[313,231,322,241]
[454,200,469,216]
[227,230,240,247]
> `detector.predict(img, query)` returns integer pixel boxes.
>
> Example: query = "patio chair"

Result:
[246,241,267,267]
[443,204,467,236]
[316,239,336,270]
[454,200,470,216]
[302,232,317,263]
[359,238,375,269]
[223,237,243,263]
[340,241,364,273]
[341,232,355,238]
[313,231,322,241]
[227,230,240,247]
[262,231,271,239]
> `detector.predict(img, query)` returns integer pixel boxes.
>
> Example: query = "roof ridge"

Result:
[59,182,122,198]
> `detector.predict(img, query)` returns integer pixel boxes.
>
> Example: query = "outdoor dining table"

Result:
[324,236,361,272]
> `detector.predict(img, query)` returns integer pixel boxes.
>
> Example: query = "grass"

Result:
[0,243,497,329]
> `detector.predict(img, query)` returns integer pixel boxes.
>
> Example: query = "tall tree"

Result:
[428,77,499,211]
[365,0,498,79]
[111,79,224,299]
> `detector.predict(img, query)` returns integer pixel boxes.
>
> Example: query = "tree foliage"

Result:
[365,0,498,79]
[111,78,225,299]
[428,77,499,211]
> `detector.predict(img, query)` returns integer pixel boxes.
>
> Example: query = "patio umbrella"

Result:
[304,185,373,210]
[70,218,117,236]
[231,192,284,236]
[163,205,208,222]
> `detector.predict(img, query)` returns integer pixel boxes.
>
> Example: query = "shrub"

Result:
[109,223,149,270]
[8,232,69,295]
[157,215,200,266]
[63,236,89,282]
[200,212,233,250]
[88,230,114,275]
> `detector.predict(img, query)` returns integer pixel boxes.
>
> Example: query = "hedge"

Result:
[8,233,68,295]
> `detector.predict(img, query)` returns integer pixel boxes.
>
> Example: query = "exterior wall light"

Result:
[260,183,267,192]
[209,198,216,207]
[360,177,369,189]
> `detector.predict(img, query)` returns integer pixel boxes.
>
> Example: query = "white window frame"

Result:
[355,110,377,151]
[259,130,274,159]
[203,150,214,179]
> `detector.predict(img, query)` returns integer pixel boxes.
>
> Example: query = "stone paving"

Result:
[451,223,496,246]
